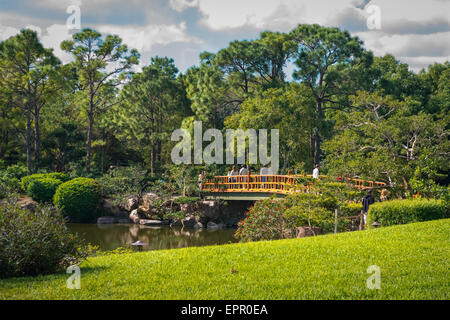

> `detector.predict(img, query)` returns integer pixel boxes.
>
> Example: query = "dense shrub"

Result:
[4,165,28,180]
[367,198,448,227]
[97,166,148,206]
[27,178,63,203]
[234,199,293,242]
[174,196,199,205]
[0,176,21,199]
[47,172,71,182]
[0,202,87,278]
[53,177,102,222]
[21,174,47,192]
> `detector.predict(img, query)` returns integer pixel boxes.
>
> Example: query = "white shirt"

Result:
[312,168,319,179]
[260,167,272,175]
[239,167,248,175]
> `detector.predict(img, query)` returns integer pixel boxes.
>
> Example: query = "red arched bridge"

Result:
[201,174,387,200]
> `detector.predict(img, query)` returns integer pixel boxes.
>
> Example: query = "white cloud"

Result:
[40,24,74,64]
[169,0,199,12]
[97,22,202,53]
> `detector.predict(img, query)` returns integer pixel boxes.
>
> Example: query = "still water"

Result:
[68,223,238,252]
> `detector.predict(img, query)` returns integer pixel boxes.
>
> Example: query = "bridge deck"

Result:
[201,174,386,200]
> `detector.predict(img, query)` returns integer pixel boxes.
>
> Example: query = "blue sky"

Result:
[0,0,449,74]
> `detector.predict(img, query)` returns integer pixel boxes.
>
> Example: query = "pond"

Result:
[68,223,238,252]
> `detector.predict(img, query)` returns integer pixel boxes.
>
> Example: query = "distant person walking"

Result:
[260,166,271,189]
[239,165,249,182]
[228,166,239,189]
[362,189,375,228]
[312,164,320,179]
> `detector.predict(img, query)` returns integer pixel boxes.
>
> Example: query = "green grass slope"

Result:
[1,219,449,300]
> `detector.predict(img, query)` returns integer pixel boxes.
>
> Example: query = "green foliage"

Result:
[0,176,21,199]
[46,172,71,182]
[0,201,86,278]
[234,199,293,242]
[21,174,47,191]
[368,198,448,227]
[1,220,449,299]
[4,165,28,180]
[53,177,102,222]
[27,178,63,203]
[173,196,199,205]
[97,166,148,206]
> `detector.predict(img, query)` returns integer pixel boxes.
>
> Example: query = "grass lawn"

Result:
[1,219,449,300]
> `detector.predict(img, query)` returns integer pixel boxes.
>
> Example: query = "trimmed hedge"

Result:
[21,174,47,191]
[47,172,71,182]
[21,173,71,192]
[53,177,102,222]
[27,178,63,203]
[367,198,448,227]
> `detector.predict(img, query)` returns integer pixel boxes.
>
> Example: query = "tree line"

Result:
[0,24,448,195]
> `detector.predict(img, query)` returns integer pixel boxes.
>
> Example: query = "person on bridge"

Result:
[260,166,271,189]
[312,164,320,179]
[362,189,375,228]
[228,166,239,189]
[239,165,249,182]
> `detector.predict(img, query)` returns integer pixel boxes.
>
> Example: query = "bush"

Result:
[0,176,21,199]
[47,172,71,182]
[174,196,199,205]
[53,177,102,222]
[27,178,63,203]
[234,199,293,242]
[367,198,448,227]
[97,166,148,206]
[4,165,28,180]
[21,174,47,192]
[0,202,87,278]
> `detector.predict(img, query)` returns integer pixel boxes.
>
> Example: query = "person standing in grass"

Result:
[362,189,375,227]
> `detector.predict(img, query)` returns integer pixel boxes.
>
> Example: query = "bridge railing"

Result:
[201,174,386,194]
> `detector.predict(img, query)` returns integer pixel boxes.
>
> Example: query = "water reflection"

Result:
[68,223,238,252]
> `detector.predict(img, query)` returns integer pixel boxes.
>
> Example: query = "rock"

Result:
[139,219,163,226]
[182,216,197,228]
[17,197,38,212]
[170,219,183,227]
[97,216,117,224]
[129,209,141,224]
[199,200,220,220]
[296,226,321,238]
[193,222,204,229]
[137,205,151,216]
[207,221,226,230]
[142,192,160,208]
[117,218,131,224]
[123,196,139,212]
[180,203,197,215]
[207,221,219,230]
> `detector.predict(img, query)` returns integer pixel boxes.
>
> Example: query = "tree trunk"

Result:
[26,102,33,175]
[86,82,94,174]
[33,105,40,172]
[313,99,323,165]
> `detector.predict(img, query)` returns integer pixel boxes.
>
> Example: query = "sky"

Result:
[0,0,449,74]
